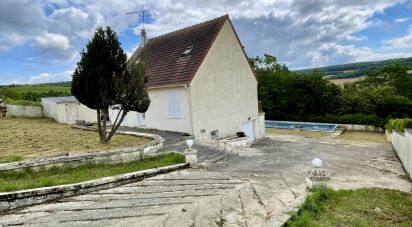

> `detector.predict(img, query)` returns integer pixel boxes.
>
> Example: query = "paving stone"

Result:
[238,184,268,227]
[2,135,411,226]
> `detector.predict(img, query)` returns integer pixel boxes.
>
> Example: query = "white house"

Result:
[118,14,265,142]
[43,15,265,142]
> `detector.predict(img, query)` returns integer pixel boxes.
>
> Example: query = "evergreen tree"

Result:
[72,26,150,143]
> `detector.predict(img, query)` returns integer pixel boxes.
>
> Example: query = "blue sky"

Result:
[0,0,412,85]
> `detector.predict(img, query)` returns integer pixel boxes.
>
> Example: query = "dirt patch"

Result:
[266,127,329,138]
[0,118,152,162]
[337,131,387,143]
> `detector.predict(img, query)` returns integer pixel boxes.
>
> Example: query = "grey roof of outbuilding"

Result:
[41,96,79,104]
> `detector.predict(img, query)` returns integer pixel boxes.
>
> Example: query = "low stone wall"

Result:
[0,128,165,171]
[5,104,43,117]
[0,163,189,213]
[386,129,412,179]
[339,124,383,132]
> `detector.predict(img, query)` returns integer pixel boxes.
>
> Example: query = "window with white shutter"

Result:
[167,92,182,119]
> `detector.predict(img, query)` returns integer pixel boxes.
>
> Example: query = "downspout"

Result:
[185,84,195,137]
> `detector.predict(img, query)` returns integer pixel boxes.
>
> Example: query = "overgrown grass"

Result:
[0,153,185,192]
[0,117,152,161]
[287,188,412,227]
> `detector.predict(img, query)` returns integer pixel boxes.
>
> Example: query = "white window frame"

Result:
[167,92,182,119]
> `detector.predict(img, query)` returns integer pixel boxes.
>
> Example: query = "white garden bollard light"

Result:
[184,139,197,167]
[306,158,330,189]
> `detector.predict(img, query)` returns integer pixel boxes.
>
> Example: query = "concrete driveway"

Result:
[1,135,411,227]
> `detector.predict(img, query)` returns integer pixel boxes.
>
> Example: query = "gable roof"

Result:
[128,15,229,88]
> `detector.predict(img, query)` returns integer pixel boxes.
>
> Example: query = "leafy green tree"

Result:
[251,54,340,120]
[72,26,150,143]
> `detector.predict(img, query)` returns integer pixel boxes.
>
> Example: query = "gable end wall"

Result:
[189,20,258,139]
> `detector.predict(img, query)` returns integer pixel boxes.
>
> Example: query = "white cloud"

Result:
[383,28,412,48]
[0,0,411,70]
[29,70,73,84]
[34,32,71,51]
[395,17,409,23]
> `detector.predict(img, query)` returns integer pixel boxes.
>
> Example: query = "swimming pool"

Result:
[265,120,338,133]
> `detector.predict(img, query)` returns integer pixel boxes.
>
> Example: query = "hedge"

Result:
[310,114,385,127]
[385,119,412,132]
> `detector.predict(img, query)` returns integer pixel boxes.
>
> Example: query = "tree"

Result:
[72,26,150,143]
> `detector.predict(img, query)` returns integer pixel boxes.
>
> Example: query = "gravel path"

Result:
[119,127,236,162]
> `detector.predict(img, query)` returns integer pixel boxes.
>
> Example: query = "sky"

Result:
[0,0,412,85]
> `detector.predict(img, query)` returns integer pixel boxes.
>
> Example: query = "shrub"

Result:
[4,97,41,107]
[311,114,385,126]
[385,119,412,132]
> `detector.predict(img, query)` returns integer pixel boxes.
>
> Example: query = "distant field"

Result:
[297,57,412,79]
[0,84,71,94]
[328,76,364,85]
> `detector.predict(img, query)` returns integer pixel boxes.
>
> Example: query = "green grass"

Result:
[0,155,23,163]
[0,84,71,94]
[287,188,412,227]
[0,153,185,192]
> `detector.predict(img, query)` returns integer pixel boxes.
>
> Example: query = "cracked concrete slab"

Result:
[1,135,411,227]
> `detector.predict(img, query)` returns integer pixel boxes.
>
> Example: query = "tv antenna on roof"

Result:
[126,10,149,29]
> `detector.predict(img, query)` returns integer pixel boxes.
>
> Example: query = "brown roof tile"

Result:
[128,15,229,88]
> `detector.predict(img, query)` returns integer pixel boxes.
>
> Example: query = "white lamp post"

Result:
[312,158,323,168]
[186,139,193,150]
[184,139,197,167]
[306,158,330,189]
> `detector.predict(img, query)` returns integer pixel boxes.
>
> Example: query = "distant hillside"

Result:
[0,82,71,106]
[296,57,412,79]
[0,82,71,95]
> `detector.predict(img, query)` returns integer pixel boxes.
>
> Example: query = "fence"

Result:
[386,129,412,179]
[5,104,43,117]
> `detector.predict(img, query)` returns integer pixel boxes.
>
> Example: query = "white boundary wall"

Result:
[386,129,412,179]
[5,104,43,117]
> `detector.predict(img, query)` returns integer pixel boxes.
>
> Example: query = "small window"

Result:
[182,46,194,56]
[142,112,145,119]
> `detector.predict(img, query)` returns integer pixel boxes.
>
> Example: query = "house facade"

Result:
[118,14,265,142]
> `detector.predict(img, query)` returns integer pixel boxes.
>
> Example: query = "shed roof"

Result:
[128,15,229,88]
[41,96,79,104]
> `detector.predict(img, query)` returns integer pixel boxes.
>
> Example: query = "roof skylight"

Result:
[182,46,194,56]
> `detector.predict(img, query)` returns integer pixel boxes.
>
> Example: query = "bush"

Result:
[385,119,412,132]
[4,97,41,107]
[310,114,385,126]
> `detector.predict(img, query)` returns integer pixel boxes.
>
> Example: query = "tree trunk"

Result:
[106,109,127,142]
[101,108,108,143]
[96,109,103,141]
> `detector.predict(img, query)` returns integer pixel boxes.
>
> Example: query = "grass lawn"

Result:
[287,188,412,227]
[337,131,387,143]
[266,128,329,138]
[0,118,152,162]
[0,153,185,192]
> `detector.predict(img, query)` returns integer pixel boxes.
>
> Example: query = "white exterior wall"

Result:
[42,98,96,124]
[145,87,191,133]
[387,129,412,179]
[41,99,57,119]
[189,20,259,139]
[5,105,43,117]
[110,87,192,133]
[78,104,97,123]
[55,103,67,123]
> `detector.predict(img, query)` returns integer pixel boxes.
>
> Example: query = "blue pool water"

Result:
[265,121,338,133]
